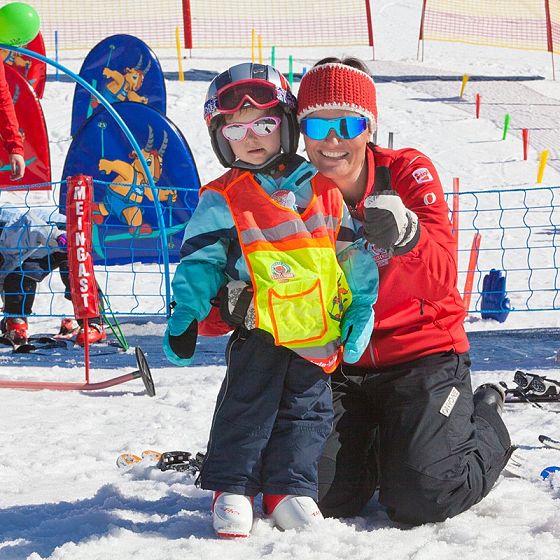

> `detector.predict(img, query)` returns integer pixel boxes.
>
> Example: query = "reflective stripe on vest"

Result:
[203,170,351,373]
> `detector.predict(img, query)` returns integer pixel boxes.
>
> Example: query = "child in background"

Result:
[0,206,106,345]
[163,63,378,538]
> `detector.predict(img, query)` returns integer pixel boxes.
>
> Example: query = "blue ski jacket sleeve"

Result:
[0,206,67,291]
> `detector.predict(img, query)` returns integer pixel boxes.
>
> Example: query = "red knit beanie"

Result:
[297,63,377,125]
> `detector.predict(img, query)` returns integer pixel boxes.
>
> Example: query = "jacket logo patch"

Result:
[440,387,460,417]
[366,244,391,268]
[423,192,436,205]
[271,261,295,282]
[412,167,433,185]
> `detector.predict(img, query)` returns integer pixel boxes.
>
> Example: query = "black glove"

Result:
[168,319,198,359]
[363,190,420,255]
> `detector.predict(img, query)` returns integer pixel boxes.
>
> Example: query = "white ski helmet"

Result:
[203,63,299,171]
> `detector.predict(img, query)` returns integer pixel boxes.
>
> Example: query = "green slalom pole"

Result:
[288,55,293,88]
[502,113,511,140]
[98,287,129,351]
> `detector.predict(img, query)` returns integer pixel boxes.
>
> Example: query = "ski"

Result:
[0,336,36,353]
[116,449,205,475]
[116,449,162,469]
[502,449,527,479]
[0,335,73,353]
[503,370,560,406]
[539,435,560,450]
[28,335,73,350]
[505,391,560,404]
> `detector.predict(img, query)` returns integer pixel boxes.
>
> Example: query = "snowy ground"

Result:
[1,1,560,558]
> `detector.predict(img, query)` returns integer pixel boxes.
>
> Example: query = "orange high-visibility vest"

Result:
[203,169,351,373]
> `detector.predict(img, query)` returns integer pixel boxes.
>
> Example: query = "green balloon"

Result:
[0,2,40,47]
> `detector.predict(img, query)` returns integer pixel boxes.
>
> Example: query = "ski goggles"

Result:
[221,116,281,142]
[300,116,369,141]
[204,80,296,121]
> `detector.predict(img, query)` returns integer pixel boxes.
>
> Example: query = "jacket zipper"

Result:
[367,338,376,367]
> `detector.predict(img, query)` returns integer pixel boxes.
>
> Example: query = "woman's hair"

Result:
[312,57,372,77]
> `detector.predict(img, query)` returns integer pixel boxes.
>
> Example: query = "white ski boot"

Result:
[263,494,323,531]
[212,492,253,538]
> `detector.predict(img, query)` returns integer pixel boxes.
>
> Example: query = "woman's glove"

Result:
[162,319,198,366]
[363,191,420,255]
[341,303,374,363]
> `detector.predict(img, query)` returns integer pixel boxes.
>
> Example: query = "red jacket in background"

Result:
[352,144,469,369]
[0,62,24,156]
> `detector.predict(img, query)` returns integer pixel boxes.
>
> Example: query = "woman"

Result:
[296,57,513,525]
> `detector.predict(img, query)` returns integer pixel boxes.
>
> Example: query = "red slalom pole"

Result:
[522,128,529,160]
[475,93,481,118]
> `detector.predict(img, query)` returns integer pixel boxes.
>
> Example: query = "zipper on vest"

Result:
[420,299,424,315]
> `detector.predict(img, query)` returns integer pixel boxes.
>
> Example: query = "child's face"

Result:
[222,106,282,167]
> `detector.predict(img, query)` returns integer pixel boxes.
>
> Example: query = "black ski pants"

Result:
[3,252,71,316]
[317,351,512,525]
[199,328,333,498]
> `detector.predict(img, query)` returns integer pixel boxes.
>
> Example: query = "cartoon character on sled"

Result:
[91,54,151,109]
[0,48,31,74]
[93,125,177,235]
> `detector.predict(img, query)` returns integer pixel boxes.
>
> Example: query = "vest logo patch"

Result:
[440,387,460,417]
[271,261,295,282]
[412,167,433,185]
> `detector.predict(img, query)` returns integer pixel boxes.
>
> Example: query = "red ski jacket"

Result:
[0,62,24,156]
[351,144,469,369]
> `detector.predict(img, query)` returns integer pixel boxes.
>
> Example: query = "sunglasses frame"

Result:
[300,116,369,141]
[221,115,282,142]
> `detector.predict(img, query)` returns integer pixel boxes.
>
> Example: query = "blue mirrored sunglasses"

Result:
[300,116,369,140]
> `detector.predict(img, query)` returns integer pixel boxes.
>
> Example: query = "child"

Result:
[0,205,106,345]
[163,63,378,538]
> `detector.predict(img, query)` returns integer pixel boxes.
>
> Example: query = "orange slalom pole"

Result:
[463,232,482,311]
[475,93,481,118]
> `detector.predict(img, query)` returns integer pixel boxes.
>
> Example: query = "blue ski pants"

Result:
[199,328,333,498]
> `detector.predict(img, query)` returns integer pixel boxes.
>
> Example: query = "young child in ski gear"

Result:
[163,63,378,538]
[0,205,105,345]
[297,57,512,525]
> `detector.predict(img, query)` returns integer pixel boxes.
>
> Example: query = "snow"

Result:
[1,1,560,558]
